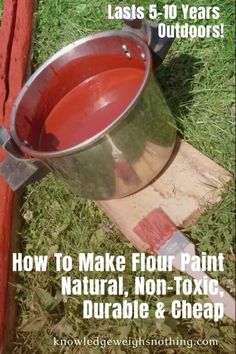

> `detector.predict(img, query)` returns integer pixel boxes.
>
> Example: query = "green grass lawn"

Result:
[12,0,235,353]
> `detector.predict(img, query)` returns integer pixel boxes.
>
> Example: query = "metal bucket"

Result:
[0,26,176,200]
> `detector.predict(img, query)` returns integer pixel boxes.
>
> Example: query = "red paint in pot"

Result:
[39,66,144,151]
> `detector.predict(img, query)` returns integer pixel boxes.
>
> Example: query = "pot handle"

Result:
[0,127,49,191]
[123,19,175,65]
[123,18,151,44]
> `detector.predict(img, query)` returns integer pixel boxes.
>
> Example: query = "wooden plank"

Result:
[0,1,17,350]
[0,0,34,351]
[2,192,22,354]
[0,0,17,118]
[98,139,231,251]
[4,0,35,121]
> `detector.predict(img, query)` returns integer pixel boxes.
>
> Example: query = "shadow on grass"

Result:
[155,54,202,137]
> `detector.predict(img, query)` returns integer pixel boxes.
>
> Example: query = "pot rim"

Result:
[10,30,152,159]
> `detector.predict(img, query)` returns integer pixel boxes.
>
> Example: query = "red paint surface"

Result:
[4,0,34,121]
[0,0,34,350]
[133,208,177,251]
[0,0,17,119]
[39,67,144,151]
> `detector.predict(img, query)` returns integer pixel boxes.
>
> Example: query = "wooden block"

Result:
[98,139,231,252]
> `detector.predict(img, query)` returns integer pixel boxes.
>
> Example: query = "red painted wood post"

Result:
[0,0,34,350]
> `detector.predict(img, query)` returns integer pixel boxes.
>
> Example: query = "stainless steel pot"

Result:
[0,24,176,200]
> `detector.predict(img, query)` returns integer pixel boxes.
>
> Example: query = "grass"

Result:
[0,0,3,24]
[10,0,235,353]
